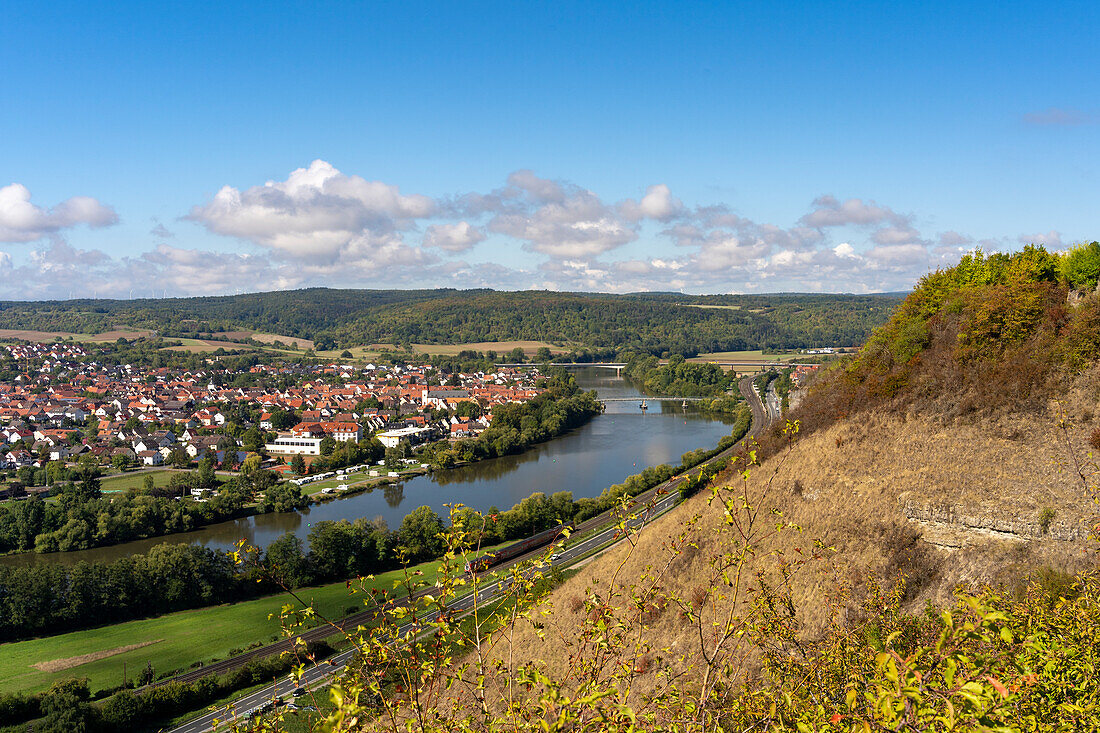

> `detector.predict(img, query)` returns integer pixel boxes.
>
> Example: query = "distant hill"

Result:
[0,288,903,356]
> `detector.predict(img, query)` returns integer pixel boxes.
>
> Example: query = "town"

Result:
[0,339,549,501]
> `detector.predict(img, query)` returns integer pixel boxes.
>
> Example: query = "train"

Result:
[464,523,572,574]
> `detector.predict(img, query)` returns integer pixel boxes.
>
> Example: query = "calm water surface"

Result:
[1,369,734,567]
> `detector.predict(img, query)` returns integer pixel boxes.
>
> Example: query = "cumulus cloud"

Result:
[2,164,1061,298]
[423,221,486,252]
[1023,107,1094,127]
[485,171,637,258]
[1018,230,1063,248]
[833,242,857,258]
[619,184,684,222]
[799,195,907,229]
[871,225,922,245]
[186,159,435,261]
[0,183,118,243]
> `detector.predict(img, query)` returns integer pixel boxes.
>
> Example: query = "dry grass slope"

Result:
[443,364,1100,712]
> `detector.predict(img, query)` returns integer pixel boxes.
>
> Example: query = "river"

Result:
[0,368,735,567]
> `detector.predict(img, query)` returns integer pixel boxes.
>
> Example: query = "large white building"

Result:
[265,435,323,456]
[377,426,432,448]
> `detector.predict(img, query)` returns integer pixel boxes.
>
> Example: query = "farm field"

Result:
[0,544,509,695]
[161,337,261,352]
[184,331,315,350]
[0,328,154,343]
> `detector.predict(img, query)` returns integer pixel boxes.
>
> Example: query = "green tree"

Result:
[260,483,307,514]
[196,455,216,489]
[269,409,299,431]
[1060,241,1100,289]
[39,678,93,733]
[265,531,310,587]
[291,453,306,475]
[397,505,445,562]
[241,427,265,453]
[240,454,262,475]
[455,401,481,419]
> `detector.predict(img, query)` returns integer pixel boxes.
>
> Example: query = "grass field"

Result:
[0,544,512,695]
[161,337,260,352]
[99,470,175,493]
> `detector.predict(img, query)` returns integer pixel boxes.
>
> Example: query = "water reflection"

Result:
[383,483,405,508]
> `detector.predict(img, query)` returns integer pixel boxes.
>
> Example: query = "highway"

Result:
[167,379,772,733]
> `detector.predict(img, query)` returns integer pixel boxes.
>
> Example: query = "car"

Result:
[549,553,562,563]
[292,686,306,696]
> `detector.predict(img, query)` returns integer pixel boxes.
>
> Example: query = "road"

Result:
[167,382,774,733]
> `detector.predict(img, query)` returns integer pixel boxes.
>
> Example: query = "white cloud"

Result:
[486,171,637,258]
[186,160,435,261]
[871,225,922,245]
[423,221,486,252]
[1018,230,1063,248]
[619,184,684,222]
[0,167,1063,298]
[833,242,857,258]
[0,183,118,243]
[800,195,907,229]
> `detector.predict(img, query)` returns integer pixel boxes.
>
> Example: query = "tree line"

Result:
[622,353,737,397]
[0,461,288,554]
[0,288,902,356]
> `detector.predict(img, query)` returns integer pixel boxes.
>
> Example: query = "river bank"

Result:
[0,369,734,567]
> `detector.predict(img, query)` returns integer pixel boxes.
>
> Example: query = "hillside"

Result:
[317,244,1100,731]
[0,289,900,355]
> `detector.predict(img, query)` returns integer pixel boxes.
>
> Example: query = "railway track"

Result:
[149,379,774,692]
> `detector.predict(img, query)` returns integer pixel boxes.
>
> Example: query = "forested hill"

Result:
[0,288,902,355]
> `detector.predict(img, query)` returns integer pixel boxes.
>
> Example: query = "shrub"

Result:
[1059,240,1100,290]
[1038,506,1056,534]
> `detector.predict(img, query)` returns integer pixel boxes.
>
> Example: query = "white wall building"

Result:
[377,426,432,448]
[265,435,324,456]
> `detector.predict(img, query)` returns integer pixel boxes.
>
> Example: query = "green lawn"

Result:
[99,470,176,493]
[0,544,506,696]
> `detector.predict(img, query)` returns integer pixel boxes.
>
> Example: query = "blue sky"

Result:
[1,1,1097,298]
